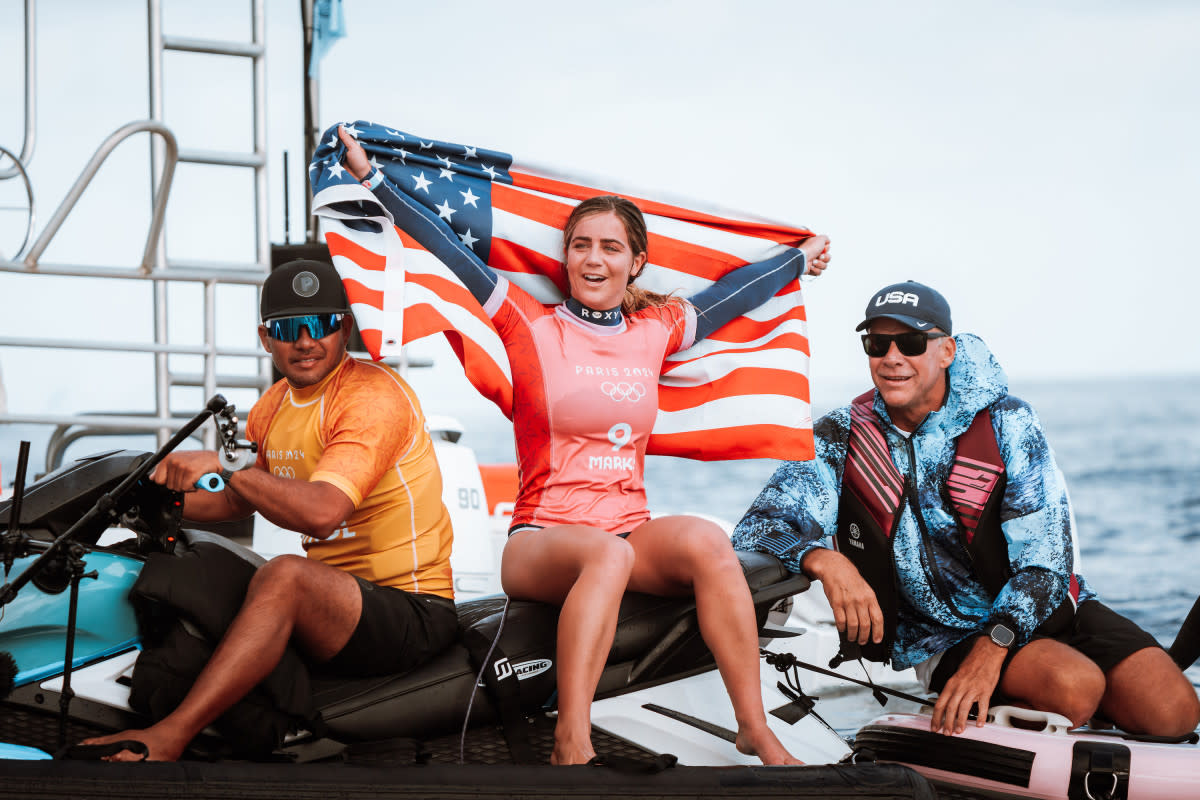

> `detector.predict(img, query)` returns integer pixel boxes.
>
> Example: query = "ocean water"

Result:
[2,374,1198,701]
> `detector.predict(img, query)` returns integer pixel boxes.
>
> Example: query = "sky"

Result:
[1,0,1198,450]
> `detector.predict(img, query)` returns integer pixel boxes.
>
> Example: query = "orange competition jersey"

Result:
[246,357,454,598]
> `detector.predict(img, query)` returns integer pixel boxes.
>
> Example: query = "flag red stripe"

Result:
[343,278,383,310]
[663,333,812,370]
[394,227,427,251]
[648,425,814,461]
[657,368,810,413]
[492,182,574,230]
[489,239,568,289]
[408,272,494,324]
[701,310,808,344]
[400,304,464,341]
[358,328,382,356]
[645,233,752,280]
[401,305,514,415]
[326,231,386,270]
[440,327,514,415]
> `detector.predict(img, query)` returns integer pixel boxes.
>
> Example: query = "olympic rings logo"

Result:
[600,381,646,402]
[272,466,297,479]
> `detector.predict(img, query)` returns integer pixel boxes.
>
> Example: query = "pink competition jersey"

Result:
[483,277,697,534]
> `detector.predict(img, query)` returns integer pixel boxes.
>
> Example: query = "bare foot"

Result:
[550,728,595,765]
[80,722,189,762]
[735,724,804,766]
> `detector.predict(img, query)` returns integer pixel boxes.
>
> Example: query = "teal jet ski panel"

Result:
[0,552,142,686]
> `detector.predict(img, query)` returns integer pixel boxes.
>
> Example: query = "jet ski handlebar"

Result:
[196,402,258,492]
[0,394,234,607]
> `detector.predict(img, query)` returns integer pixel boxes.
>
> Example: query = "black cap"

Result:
[855,280,952,334]
[260,260,352,321]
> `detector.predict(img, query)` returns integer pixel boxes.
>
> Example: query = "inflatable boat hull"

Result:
[855,709,1200,800]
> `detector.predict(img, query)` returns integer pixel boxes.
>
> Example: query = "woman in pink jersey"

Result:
[339,128,829,765]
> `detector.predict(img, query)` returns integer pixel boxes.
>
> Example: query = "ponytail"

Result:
[621,283,680,315]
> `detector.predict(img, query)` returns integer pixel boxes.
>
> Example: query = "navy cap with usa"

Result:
[855,280,952,334]
[260,259,352,322]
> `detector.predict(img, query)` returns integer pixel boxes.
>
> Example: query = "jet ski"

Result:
[0,395,936,799]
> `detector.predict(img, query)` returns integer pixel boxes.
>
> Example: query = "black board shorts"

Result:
[319,575,458,679]
[929,600,1162,695]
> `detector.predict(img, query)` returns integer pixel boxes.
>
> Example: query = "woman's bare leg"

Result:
[502,525,635,764]
[626,515,800,765]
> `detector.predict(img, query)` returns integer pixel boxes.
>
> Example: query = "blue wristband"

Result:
[361,168,384,190]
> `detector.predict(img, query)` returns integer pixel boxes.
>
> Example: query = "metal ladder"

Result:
[147,0,272,447]
[0,0,275,472]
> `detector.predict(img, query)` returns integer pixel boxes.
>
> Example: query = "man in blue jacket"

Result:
[733,281,1199,737]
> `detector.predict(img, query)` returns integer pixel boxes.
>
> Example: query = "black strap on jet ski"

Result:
[475,641,538,764]
[341,736,429,766]
[55,739,149,761]
[461,601,539,765]
[587,751,678,774]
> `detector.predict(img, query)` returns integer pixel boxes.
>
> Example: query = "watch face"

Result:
[990,624,1016,648]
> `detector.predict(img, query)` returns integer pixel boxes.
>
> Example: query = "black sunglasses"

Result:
[861,331,949,358]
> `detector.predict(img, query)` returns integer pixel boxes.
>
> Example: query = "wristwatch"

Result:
[219,467,236,486]
[984,622,1016,649]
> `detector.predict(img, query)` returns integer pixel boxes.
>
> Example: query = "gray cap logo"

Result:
[292,271,319,298]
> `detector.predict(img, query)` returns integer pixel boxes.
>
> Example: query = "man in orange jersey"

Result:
[85,259,457,761]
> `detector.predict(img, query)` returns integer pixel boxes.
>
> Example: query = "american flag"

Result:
[309,121,815,461]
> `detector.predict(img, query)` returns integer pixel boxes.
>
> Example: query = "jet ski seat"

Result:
[311,551,808,744]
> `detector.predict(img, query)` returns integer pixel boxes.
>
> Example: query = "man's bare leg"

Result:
[997,638,1106,727]
[1099,647,1200,736]
[81,555,361,761]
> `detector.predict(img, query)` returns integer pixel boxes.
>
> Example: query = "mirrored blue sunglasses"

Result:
[265,313,344,342]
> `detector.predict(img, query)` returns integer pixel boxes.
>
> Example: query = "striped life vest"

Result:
[835,390,1078,664]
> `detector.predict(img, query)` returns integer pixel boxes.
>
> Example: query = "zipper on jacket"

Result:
[902,435,975,623]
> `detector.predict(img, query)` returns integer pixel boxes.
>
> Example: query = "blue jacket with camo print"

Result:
[732,333,1094,670]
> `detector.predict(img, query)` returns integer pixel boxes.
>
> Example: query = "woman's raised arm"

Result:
[337,126,501,307]
[688,235,830,342]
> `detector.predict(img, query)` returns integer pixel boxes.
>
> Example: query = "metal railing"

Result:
[0,118,267,470]
[0,1,274,474]
[0,145,34,260]
[0,0,37,259]
[0,0,36,181]
[19,121,177,273]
